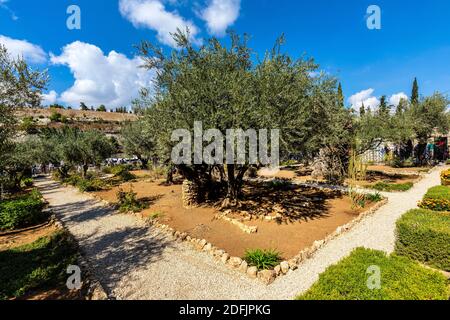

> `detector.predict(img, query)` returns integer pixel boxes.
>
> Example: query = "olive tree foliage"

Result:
[136,31,350,205]
[0,45,48,192]
[121,120,156,168]
[40,127,115,178]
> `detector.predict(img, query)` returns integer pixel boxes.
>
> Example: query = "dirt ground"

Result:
[367,165,431,174]
[94,179,376,259]
[0,224,57,251]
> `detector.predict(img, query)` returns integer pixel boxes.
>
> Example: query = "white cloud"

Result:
[0,0,18,20]
[200,0,241,36]
[0,35,46,63]
[50,41,155,108]
[348,88,380,110]
[41,90,58,106]
[389,92,408,106]
[119,0,201,47]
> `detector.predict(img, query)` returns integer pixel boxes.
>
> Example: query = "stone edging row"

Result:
[145,198,388,285]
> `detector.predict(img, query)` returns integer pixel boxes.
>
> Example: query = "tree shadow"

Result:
[77,227,172,296]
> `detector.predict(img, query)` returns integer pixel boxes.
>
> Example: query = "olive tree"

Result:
[137,31,350,205]
[121,120,156,168]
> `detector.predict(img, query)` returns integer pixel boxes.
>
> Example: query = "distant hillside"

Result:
[14,107,139,134]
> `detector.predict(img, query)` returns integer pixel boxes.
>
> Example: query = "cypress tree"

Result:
[337,83,344,108]
[411,77,419,105]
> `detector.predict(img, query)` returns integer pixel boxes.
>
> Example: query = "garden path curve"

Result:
[34,166,444,300]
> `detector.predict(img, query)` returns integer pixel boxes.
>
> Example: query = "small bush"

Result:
[418,185,450,211]
[243,249,282,271]
[116,187,147,213]
[76,178,105,192]
[267,179,291,189]
[396,209,450,271]
[21,177,34,188]
[49,111,62,122]
[0,190,47,231]
[297,248,449,300]
[440,169,450,186]
[371,181,413,192]
[109,165,136,182]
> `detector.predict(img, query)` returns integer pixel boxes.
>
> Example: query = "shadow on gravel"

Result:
[79,227,173,294]
[49,200,114,224]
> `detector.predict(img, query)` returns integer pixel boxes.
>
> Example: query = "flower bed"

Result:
[418,185,450,211]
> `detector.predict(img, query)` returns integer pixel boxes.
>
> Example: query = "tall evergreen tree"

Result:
[337,83,344,108]
[411,77,419,106]
[360,102,366,116]
[378,95,389,117]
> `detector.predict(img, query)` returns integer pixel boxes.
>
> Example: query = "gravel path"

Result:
[34,166,444,300]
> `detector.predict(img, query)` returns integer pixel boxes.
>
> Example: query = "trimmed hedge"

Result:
[297,248,449,300]
[0,190,47,231]
[396,209,450,271]
[418,185,450,211]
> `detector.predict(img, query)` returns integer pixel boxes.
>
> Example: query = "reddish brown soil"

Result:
[0,224,57,251]
[94,179,376,259]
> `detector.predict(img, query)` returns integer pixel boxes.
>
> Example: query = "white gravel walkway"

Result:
[34,166,444,300]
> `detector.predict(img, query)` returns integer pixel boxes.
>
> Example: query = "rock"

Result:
[239,261,248,273]
[247,266,258,279]
[280,261,290,274]
[179,233,187,241]
[288,259,298,270]
[221,253,230,264]
[228,257,243,269]
[258,270,276,285]
[274,265,281,276]
[199,239,207,249]
[203,243,212,252]
[213,249,225,257]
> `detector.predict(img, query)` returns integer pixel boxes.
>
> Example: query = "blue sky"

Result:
[1,0,450,109]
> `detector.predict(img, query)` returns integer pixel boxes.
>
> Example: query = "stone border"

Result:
[214,212,258,234]
[50,214,109,300]
[145,197,388,285]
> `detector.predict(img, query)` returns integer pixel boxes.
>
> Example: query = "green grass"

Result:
[243,249,282,271]
[423,185,450,201]
[371,181,413,192]
[0,230,78,300]
[297,248,449,300]
[396,209,450,271]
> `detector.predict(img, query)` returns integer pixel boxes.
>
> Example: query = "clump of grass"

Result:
[267,179,291,189]
[244,249,282,270]
[364,192,382,203]
[148,211,165,220]
[116,186,147,213]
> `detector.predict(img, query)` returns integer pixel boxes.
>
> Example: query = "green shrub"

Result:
[0,230,78,299]
[243,249,282,271]
[76,178,105,192]
[49,111,62,122]
[371,181,413,192]
[396,209,450,271]
[418,185,450,211]
[297,248,449,300]
[364,192,383,203]
[21,177,34,188]
[0,190,47,231]
[116,187,147,213]
[108,165,136,182]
